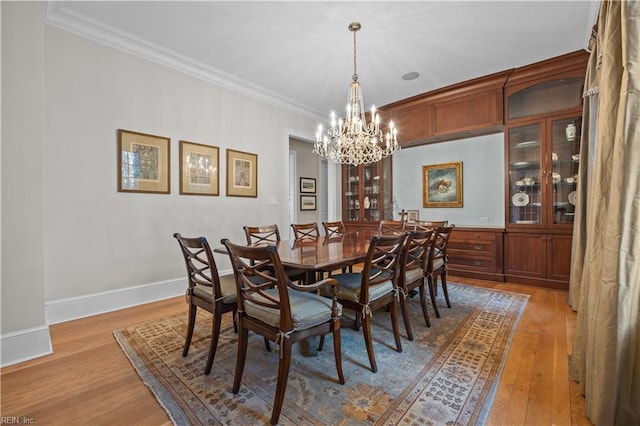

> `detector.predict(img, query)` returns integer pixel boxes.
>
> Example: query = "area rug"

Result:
[114,283,528,425]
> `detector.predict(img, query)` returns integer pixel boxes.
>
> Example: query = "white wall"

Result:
[392,133,505,227]
[1,2,52,365]
[1,4,316,366]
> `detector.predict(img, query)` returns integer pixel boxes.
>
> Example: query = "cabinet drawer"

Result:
[448,256,496,272]
[448,239,495,254]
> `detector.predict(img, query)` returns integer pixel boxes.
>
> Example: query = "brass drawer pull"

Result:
[472,261,483,266]
[474,245,484,251]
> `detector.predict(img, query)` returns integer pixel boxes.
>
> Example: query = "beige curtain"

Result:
[569,1,640,425]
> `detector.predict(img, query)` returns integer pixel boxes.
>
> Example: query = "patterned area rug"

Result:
[114,283,528,425]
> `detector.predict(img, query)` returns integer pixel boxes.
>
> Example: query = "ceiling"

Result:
[46,1,598,121]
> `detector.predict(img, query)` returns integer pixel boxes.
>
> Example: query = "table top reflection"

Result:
[276,229,377,271]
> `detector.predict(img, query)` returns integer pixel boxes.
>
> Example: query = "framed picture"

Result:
[118,129,170,194]
[300,177,316,193]
[179,140,219,196]
[300,195,317,211]
[407,209,420,223]
[423,161,463,208]
[226,149,258,197]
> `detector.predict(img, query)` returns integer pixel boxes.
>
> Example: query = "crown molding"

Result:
[45,1,322,122]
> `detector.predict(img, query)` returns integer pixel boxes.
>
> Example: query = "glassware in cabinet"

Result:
[550,116,581,225]
[341,156,392,226]
[508,123,542,225]
[344,164,360,222]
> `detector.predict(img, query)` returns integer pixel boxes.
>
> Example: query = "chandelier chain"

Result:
[352,26,358,82]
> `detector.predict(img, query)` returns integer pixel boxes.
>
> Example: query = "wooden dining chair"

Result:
[413,220,449,232]
[425,225,456,318]
[379,220,406,235]
[243,224,306,283]
[291,222,320,240]
[243,224,283,245]
[321,233,408,373]
[173,233,237,375]
[398,229,435,341]
[322,220,346,237]
[320,220,356,276]
[222,238,345,425]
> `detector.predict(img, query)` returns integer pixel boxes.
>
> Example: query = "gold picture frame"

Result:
[423,161,463,208]
[226,149,258,197]
[407,209,420,223]
[179,141,219,196]
[118,129,170,194]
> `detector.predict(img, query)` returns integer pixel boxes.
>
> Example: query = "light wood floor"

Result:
[0,276,593,425]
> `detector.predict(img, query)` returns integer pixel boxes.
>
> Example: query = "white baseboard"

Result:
[2,271,234,367]
[1,325,53,368]
[45,278,187,325]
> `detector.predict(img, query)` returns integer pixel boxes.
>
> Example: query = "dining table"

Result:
[215,229,379,283]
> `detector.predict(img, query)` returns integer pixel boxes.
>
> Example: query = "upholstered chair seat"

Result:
[245,288,342,330]
[322,273,394,304]
[192,275,237,305]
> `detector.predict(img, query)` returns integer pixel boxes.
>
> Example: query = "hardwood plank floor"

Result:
[0,277,592,425]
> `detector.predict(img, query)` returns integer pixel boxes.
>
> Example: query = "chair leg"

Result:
[183,304,197,357]
[390,299,403,353]
[418,284,431,327]
[399,292,414,341]
[317,335,325,351]
[427,275,441,318]
[354,311,361,331]
[441,271,452,308]
[270,338,293,425]
[232,326,249,394]
[204,309,223,375]
[332,324,345,385]
[362,313,377,373]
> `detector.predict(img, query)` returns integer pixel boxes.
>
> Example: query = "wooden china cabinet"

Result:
[503,51,588,290]
[342,156,393,230]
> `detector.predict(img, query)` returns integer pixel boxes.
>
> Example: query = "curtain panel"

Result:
[569,1,640,425]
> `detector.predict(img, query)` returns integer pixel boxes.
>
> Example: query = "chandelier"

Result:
[314,22,399,166]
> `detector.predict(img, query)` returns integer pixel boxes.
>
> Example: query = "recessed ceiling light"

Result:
[402,72,420,81]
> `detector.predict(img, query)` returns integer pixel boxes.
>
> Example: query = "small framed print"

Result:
[300,195,317,211]
[423,161,463,208]
[118,129,170,194]
[179,140,219,196]
[407,209,420,223]
[300,177,316,193]
[226,149,258,197]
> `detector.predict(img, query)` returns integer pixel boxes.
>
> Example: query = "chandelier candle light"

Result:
[314,22,399,166]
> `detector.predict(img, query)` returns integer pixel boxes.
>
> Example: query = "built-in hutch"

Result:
[340,50,588,288]
[503,51,588,289]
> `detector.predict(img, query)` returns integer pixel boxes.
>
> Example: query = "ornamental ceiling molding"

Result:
[44,2,322,122]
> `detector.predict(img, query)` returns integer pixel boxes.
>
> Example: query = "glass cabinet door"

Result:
[508,123,542,225]
[549,116,581,225]
[380,156,393,220]
[344,164,360,222]
[363,164,378,221]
